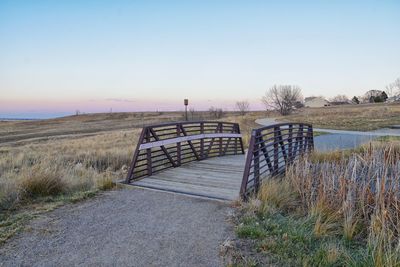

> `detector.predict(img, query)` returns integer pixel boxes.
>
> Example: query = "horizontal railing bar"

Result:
[257,128,311,140]
[143,120,238,129]
[249,164,286,177]
[251,157,287,172]
[139,134,242,149]
[257,128,312,140]
[249,155,287,170]
[253,137,311,152]
[252,123,312,134]
[250,149,291,160]
[143,143,240,160]
[144,132,241,141]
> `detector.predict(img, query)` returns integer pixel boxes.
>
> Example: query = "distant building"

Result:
[387,95,400,103]
[304,97,330,108]
[329,101,350,106]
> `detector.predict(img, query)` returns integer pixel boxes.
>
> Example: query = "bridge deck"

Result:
[130,155,246,200]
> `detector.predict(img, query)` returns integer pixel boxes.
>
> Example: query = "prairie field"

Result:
[281,102,400,131]
[0,111,186,147]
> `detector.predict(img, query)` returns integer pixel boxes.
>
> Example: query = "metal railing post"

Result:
[200,122,204,159]
[273,126,279,174]
[146,128,152,176]
[176,124,181,166]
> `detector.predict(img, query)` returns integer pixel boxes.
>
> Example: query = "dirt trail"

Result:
[0,188,234,267]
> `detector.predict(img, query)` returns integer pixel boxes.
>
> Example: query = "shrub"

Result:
[97,176,116,191]
[19,165,66,198]
[0,180,20,211]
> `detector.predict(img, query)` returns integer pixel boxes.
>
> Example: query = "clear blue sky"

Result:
[0,0,399,118]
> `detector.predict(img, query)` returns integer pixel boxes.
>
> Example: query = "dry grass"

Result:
[0,129,140,212]
[281,102,400,131]
[19,164,66,198]
[0,111,190,147]
[235,142,400,266]
[0,128,141,243]
[287,142,400,265]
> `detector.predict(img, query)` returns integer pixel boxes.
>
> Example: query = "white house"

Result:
[304,97,330,108]
[387,95,400,103]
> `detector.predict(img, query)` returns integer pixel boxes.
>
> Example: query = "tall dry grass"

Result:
[0,129,140,212]
[284,143,400,266]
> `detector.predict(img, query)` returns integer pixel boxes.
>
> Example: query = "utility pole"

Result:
[184,99,189,121]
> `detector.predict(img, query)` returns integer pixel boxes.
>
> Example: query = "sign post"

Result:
[184,99,189,121]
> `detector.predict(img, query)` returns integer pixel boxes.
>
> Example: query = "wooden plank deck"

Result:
[129,155,246,200]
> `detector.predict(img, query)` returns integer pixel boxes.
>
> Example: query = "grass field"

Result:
[0,111,186,147]
[280,102,400,131]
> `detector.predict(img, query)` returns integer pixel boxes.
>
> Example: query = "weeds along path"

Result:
[0,188,234,267]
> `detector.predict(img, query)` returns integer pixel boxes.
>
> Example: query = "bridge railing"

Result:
[126,121,245,183]
[240,123,314,199]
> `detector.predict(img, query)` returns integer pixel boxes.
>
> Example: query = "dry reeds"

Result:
[285,143,400,266]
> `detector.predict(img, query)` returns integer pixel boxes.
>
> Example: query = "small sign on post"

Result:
[184,99,189,121]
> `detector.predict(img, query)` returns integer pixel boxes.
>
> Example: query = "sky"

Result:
[0,0,399,118]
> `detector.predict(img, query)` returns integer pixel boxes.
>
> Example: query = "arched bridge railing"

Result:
[240,123,314,199]
[126,121,245,183]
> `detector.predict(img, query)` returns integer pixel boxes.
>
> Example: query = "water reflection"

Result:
[314,134,376,152]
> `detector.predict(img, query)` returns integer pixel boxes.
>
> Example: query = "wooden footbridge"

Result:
[125,121,314,200]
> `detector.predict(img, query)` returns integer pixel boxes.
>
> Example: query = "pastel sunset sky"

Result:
[1,0,399,118]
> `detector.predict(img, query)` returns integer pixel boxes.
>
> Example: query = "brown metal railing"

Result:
[240,123,314,199]
[125,121,245,183]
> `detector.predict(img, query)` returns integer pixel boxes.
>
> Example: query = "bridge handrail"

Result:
[240,122,314,199]
[126,121,245,183]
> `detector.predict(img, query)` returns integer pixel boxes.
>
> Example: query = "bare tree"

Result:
[208,106,224,119]
[330,94,349,103]
[262,85,302,115]
[394,78,400,94]
[189,107,196,120]
[235,100,250,116]
[386,77,400,97]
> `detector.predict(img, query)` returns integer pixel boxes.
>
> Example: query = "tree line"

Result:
[188,77,400,118]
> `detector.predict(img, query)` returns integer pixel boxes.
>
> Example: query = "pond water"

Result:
[314,134,376,152]
[314,127,400,152]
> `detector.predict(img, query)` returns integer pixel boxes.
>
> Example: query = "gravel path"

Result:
[0,188,234,267]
